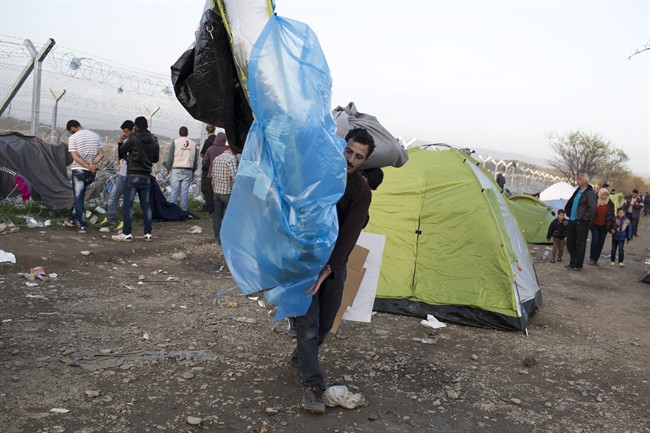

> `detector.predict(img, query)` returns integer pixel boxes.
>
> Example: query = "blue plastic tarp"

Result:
[221,15,346,321]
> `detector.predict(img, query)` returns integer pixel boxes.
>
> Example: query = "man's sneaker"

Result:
[115,221,124,232]
[610,262,615,266]
[112,233,133,242]
[63,217,75,228]
[144,233,152,242]
[78,227,87,234]
[97,217,112,228]
[302,386,326,414]
[557,257,562,262]
[619,262,624,267]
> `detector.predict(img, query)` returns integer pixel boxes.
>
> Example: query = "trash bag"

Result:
[221,15,346,321]
[170,7,253,154]
[332,102,408,169]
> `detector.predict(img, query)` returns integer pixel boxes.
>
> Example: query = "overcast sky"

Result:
[1,0,649,176]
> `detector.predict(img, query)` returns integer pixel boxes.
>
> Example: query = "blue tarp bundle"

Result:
[221,16,346,321]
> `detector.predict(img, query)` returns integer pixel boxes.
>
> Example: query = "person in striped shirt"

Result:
[64,120,103,233]
[209,141,237,244]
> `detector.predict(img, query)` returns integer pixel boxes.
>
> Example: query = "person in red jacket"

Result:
[588,188,615,266]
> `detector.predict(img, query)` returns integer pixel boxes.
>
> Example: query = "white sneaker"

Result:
[144,234,152,242]
[610,262,615,266]
[112,233,133,242]
[619,262,624,267]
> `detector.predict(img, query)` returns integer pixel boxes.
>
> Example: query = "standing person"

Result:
[100,120,133,229]
[563,173,597,271]
[623,189,643,237]
[203,131,227,181]
[588,188,615,266]
[546,209,568,263]
[495,172,506,192]
[610,207,633,266]
[112,116,159,242]
[64,120,103,234]
[289,127,375,414]
[200,125,217,216]
[644,192,650,216]
[164,126,197,212]
[209,141,237,244]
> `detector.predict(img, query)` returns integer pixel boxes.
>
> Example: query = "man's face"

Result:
[632,192,638,199]
[577,176,587,188]
[618,210,625,218]
[67,126,80,135]
[343,140,369,174]
[122,128,132,138]
[558,213,564,221]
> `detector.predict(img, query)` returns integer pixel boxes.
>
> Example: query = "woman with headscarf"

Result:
[588,188,615,266]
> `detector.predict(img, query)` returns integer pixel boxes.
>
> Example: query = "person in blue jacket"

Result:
[610,207,633,266]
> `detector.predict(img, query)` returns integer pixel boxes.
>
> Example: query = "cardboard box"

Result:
[331,245,369,334]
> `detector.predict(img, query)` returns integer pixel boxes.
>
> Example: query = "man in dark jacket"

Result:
[200,125,218,216]
[563,173,597,271]
[289,127,375,414]
[623,189,644,237]
[112,116,160,242]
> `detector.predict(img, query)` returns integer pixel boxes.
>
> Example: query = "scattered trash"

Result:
[49,408,70,414]
[166,276,179,281]
[94,206,106,214]
[25,217,43,228]
[0,250,16,264]
[2,319,12,324]
[0,222,19,234]
[420,314,447,329]
[324,385,367,409]
[80,251,92,256]
[265,408,279,416]
[25,282,38,287]
[187,225,203,234]
[26,294,48,300]
[412,337,435,344]
[43,220,52,227]
[171,252,187,260]
[124,285,136,290]
[48,273,58,279]
[542,250,549,260]
[89,215,99,225]
[142,332,150,341]
[180,305,188,309]
[99,227,110,233]
[644,258,650,265]
[30,266,46,278]
[84,390,100,398]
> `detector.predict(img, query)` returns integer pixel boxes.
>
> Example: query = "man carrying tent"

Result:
[563,173,597,271]
[289,127,375,414]
[64,120,104,233]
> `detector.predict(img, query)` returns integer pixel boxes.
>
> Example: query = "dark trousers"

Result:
[212,193,230,243]
[589,225,608,262]
[201,171,214,214]
[290,269,347,389]
[566,220,590,268]
[611,239,626,263]
[631,217,640,236]
[122,175,152,236]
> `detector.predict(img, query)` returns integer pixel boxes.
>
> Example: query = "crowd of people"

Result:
[546,173,644,270]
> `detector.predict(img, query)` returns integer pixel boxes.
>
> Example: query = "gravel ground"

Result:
[1,214,649,433]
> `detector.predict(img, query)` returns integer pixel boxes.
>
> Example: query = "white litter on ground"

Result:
[420,314,447,329]
[323,385,367,409]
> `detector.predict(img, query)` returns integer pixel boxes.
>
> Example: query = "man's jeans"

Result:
[290,268,347,389]
[212,193,230,243]
[69,169,96,229]
[122,176,152,236]
[170,169,193,211]
[106,174,125,222]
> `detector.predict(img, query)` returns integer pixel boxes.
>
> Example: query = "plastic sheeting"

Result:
[221,16,346,321]
[170,7,254,153]
[332,102,408,169]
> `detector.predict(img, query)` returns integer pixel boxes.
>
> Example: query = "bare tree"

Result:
[547,130,628,181]
[599,148,630,184]
[627,38,650,60]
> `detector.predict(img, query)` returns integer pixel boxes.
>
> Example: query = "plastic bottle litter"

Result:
[542,251,549,260]
[94,206,106,214]
[89,215,99,224]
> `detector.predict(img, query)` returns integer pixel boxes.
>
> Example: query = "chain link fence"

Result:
[1,35,210,208]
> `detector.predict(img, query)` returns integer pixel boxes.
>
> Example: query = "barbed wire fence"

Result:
[0,35,210,211]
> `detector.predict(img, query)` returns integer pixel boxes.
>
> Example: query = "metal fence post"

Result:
[49,88,66,143]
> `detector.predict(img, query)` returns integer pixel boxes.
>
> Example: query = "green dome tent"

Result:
[508,194,556,244]
[367,147,542,333]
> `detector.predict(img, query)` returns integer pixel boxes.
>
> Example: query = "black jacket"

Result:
[564,184,597,223]
[547,218,568,240]
[119,130,160,176]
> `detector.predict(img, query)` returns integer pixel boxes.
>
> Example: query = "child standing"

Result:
[546,209,568,263]
[610,207,633,266]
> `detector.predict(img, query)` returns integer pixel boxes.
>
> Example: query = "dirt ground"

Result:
[1,212,649,433]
